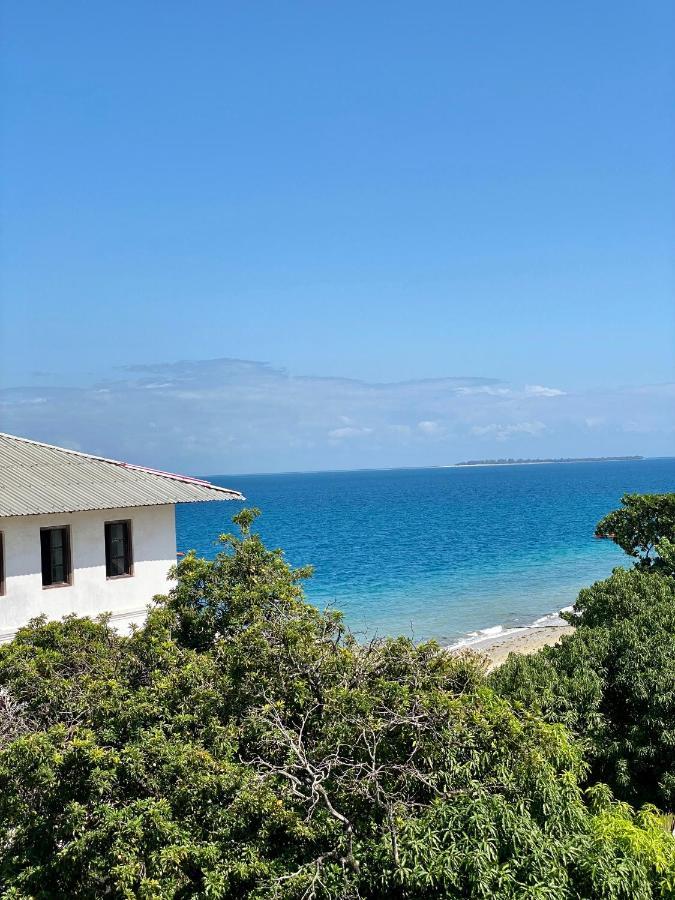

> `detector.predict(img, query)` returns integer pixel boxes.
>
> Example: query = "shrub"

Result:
[1,511,673,898]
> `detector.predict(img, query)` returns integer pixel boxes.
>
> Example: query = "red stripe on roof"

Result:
[120,462,217,487]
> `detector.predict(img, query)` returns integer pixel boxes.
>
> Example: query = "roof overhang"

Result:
[0,433,245,517]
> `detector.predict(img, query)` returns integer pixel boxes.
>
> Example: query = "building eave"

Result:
[0,432,244,517]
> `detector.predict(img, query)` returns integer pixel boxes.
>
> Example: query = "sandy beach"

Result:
[453,624,574,670]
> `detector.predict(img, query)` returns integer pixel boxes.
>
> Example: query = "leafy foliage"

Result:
[595,493,675,572]
[492,568,675,809]
[1,509,674,898]
[494,493,675,814]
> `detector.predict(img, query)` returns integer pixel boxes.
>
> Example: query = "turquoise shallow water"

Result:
[177,459,675,645]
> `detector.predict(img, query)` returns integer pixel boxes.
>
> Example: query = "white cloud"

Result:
[525,384,566,397]
[417,420,441,435]
[0,358,671,472]
[471,421,547,441]
[0,396,47,406]
[456,385,512,396]
[327,426,373,440]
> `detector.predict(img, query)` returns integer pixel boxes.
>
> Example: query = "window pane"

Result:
[40,531,51,585]
[41,528,70,586]
[53,529,66,583]
[106,521,131,577]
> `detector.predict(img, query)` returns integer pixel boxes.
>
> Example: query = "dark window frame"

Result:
[104,519,134,579]
[40,525,73,589]
[0,531,5,596]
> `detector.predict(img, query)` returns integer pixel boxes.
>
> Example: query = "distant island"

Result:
[454,456,643,467]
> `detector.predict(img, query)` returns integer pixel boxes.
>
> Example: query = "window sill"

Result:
[42,582,72,590]
[106,573,134,581]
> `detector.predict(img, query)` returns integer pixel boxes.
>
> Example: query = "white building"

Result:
[0,433,243,641]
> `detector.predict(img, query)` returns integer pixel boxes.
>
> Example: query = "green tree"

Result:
[494,493,675,812]
[492,567,675,809]
[1,510,674,898]
[595,493,675,572]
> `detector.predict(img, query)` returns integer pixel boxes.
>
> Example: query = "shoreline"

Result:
[447,458,643,469]
[203,457,665,479]
[452,623,574,669]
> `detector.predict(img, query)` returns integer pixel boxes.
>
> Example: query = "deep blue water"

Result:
[177,459,675,645]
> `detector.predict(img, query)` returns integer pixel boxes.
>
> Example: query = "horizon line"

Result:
[197,455,674,481]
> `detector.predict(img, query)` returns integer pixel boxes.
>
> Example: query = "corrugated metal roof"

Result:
[0,433,244,516]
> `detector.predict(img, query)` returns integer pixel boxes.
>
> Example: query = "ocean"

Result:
[177,458,675,646]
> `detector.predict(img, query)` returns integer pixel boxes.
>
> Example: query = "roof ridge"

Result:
[0,431,125,465]
[0,432,242,495]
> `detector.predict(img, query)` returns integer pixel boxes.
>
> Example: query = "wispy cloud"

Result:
[417,420,442,435]
[0,358,672,472]
[525,384,566,397]
[470,421,547,440]
[328,426,373,440]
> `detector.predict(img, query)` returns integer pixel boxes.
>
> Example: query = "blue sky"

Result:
[1,2,673,471]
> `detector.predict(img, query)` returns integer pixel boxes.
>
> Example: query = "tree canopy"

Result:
[595,492,675,572]
[494,493,675,812]
[492,567,675,810]
[1,508,674,898]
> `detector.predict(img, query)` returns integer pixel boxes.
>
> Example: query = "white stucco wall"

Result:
[0,504,177,640]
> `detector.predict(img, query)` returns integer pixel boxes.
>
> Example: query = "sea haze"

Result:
[177,458,675,645]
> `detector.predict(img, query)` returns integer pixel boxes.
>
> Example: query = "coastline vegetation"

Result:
[455,456,644,466]
[0,497,674,898]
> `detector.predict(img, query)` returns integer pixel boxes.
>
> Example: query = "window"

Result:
[0,532,4,596]
[40,526,72,588]
[105,520,133,578]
